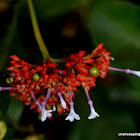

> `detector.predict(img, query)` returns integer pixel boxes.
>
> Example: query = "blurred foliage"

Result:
[0,0,140,139]
[3,98,24,140]
[88,1,140,68]
[0,1,18,71]
[68,86,137,140]
[0,120,7,140]
[22,0,92,20]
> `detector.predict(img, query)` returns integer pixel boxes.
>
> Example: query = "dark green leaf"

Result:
[0,91,10,118]
[0,4,19,71]
[88,1,140,68]
[67,84,137,140]
[6,98,24,124]
[3,98,24,140]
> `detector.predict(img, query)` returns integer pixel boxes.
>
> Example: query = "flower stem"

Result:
[42,89,52,109]
[54,86,66,109]
[30,91,42,111]
[84,87,95,112]
[0,87,13,91]
[49,57,66,63]
[27,0,50,61]
[69,91,74,112]
[108,66,140,78]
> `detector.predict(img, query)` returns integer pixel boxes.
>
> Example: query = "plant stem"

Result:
[49,57,66,63]
[27,0,50,61]
[108,66,140,78]
[27,0,95,64]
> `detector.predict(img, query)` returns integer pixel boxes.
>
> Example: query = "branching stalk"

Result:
[27,0,50,61]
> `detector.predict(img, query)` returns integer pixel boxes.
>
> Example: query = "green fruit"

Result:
[6,78,11,84]
[38,113,41,120]
[9,77,14,83]
[89,67,99,76]
[32,73,40,81]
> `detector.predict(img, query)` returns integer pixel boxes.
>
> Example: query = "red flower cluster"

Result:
[5,43,111,121]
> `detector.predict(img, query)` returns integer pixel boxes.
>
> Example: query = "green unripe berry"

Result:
[32,73,40,81]
[9,77,14,83]
[89,67,99,76]
[6,78,11,84]
[38,113,41,120]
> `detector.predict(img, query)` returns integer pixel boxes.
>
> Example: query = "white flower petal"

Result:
[88,111,99,120]
[65,115,74,122]
[58,92,67,109]
[41,109,53,122]
[60,98,67,109]
[65,110,80,122]
[132,71,140,78]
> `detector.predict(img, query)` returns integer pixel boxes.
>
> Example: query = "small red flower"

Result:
[1,43,113,122]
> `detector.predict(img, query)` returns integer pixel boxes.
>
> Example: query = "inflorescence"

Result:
[0,43,140,122]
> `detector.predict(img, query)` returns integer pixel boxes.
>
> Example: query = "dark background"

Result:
[0,0,140,139]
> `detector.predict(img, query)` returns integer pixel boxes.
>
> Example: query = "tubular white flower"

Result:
[88,109,99,119]
[65,91,80,122]
[41,108,53,122]
[31,90,53,122]
[130,70,140,78]
[108,66,140,78]
[88,100,99,119]
[55,86,67,109]
[84,87,99,120]
[65,109,80,122]
[58,92,66,109]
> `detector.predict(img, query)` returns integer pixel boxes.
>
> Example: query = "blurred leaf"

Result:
[3,12,27,140]
[0,120,7,140]
[68,111,136,140]
[0,2,21,71]
[8,30,28,63]
[108,85,138,104]
[88,1,140,68]
[0,1,24,119]
[23,0,91,20]
[0,91,10,118]
[128,76,140,103]
[67,83,137,140]
[6,98,24,124]
[3,98,24,140]
[88,2,140,138]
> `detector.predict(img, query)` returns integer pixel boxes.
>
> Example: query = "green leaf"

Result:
[68,111,136,140]
[1,22,27,140]
[3,98,24,140]
[0,91,10,118]
[6,98,24,124]
[67,84,136,140]
[0,2,20,71]
[128,76,140,103]
[88,1,140,68]
[0,2,25,119]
